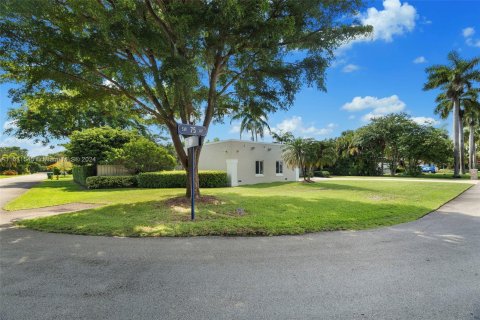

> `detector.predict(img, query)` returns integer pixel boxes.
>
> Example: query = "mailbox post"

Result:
[177,123,207,220]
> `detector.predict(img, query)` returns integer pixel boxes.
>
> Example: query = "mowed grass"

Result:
[10,177,472,237]
[0,175,18,179]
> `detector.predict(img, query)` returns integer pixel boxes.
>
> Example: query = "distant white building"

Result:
[198,140,299,187]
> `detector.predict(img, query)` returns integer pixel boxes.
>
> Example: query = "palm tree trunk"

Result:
[469,122,476,170]
[452,98,461,177]
[459,115,466,174]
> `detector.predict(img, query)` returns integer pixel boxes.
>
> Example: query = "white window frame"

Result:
[276,160,283,176]
[255,160,264,177]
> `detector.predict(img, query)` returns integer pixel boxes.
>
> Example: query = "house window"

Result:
[276,161,283,175]
[255,161,264,175]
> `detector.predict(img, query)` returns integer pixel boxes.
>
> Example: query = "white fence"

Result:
[96,165,134,176]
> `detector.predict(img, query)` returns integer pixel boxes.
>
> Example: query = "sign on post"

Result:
[177,123,207,221]
[177,123,208,137]
[185,136,200,149]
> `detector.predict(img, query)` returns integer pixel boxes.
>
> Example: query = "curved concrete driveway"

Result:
[0,180,479,319]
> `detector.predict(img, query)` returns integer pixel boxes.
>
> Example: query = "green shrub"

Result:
[47,172,53,179]
[314,170,330,178]
[137,171,228,188]
[404,166,422,177]
[2,169,18,175]
[65,127,135,165]
[28,162,44,173]
[72,165,96,186]
[86,176,137,189]
[107,138,176,173]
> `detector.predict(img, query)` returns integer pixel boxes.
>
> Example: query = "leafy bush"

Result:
[52,167,61,179]
[47,157,73,174]
[47,172,53,179]
[403,166,422,177]
[2,169,18,175]
[86,176,137,189]
[107,138,176,173]
[28,162,44,173]
[314,170,330,178]
[137,171,228,188]
[72,165,96,186]
[65,127,134,165]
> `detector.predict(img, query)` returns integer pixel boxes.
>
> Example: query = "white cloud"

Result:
[2,120,17,131]
[413,56,427,64]
[462,27,475,38]
[411,116,438,125]
[358,0,417,43]
[342,64,360,73]
[273,116,336,137]
[229,123,241,134]
[342,95,406,121]
[0,136,63,156]
[1,120,64,156]
[462,27,480,47]
[420,17,432,25]
[466,38,480,48]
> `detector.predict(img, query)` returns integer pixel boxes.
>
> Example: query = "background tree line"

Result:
[278,113,456,178]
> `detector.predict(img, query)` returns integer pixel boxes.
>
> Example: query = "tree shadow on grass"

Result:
[238,181,378,192]
[16,193,441,237]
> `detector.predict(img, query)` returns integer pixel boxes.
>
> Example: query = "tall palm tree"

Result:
[305,140,337,179]
[1,153,19,170]
[231,102,271,141]
[463,91,480,170]
[434,90,473,174]
[424,51,480,177]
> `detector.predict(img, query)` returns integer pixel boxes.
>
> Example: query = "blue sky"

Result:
[1,0,480,155]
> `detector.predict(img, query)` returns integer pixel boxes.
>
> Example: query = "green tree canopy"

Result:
[5,91,155,145]
[0,0,371,196]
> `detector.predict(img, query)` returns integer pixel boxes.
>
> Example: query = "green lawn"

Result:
[0,175,16,179]
[333,173,471,180]
[10,177,472,237]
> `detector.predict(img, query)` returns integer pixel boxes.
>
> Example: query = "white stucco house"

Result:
[198,140,300,187]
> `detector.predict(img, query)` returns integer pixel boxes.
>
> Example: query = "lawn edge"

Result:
[14,183,474,238]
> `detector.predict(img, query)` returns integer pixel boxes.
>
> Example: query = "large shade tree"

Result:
[0,0,371,196]
[5,91,154,145]
[424,51,480,177]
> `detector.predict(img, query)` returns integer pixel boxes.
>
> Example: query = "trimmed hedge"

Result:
[86,176,137,189]
[314,170,331,178]
[137,170,228,188]
[72,165,96,186]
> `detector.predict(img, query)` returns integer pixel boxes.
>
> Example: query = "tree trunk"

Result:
[459,114,466,174]
[452,99,461,177]
[469,122,476,170]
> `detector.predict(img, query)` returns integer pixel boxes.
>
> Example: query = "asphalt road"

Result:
[0,173,45,213]
[0,177,479,320]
